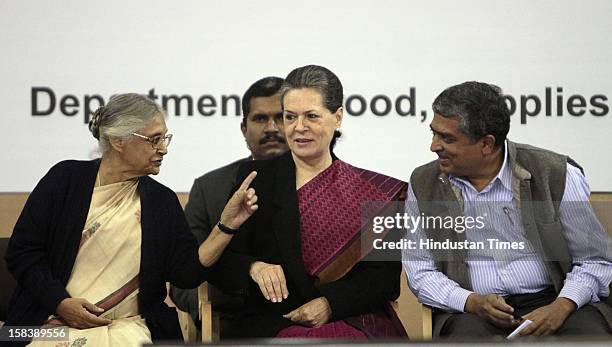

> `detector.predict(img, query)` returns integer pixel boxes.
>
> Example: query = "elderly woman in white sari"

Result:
[4,94,258,347]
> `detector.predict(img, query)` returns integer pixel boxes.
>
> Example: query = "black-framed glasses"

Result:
[132,133,173,149]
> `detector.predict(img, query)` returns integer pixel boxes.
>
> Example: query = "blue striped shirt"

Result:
[402,141,612,312]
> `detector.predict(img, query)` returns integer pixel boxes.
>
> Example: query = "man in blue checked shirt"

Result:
[402,81,612,338]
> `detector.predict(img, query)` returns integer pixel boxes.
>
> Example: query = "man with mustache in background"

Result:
[171,76,288,338]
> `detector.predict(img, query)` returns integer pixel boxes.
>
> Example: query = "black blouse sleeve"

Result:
[164,193,210,289]
[317,259,401,320]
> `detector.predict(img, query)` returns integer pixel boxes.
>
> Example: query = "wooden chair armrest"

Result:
[394,272,433,340]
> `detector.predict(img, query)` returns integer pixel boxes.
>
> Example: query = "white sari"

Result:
[29,178,151,347]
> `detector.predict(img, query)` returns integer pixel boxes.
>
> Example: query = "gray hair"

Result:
[88,93,166,153]
[432,81,510,148]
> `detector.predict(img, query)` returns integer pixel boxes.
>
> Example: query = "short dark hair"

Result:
[280,65,343,150]
[241,76,284,126]
[433,81,510,147]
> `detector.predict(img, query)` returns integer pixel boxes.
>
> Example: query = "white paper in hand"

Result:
[506,319,533,339]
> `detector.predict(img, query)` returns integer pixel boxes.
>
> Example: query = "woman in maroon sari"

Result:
[209,65,408,339]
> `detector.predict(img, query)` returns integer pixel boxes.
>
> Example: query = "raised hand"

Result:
[198,171,259,267]
[220,171,258,229]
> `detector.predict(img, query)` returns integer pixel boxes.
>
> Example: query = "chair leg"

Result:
[201,302,214,342]
[212,311,220,341]
[177,308,197,342]
[421,306,432,340]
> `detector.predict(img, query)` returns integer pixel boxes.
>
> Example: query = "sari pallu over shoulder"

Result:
[297,160,408,338]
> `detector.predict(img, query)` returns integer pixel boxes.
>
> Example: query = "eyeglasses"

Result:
[132,133,173,149]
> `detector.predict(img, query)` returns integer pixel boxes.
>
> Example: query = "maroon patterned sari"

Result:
[276,160,407,339]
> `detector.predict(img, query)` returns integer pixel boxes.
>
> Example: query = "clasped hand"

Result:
[56,297,112,329]
[465,293,576,336]
[465,293,518,328]
[249,261,332,328]
[518,298,576,336]
[283,297,332,328]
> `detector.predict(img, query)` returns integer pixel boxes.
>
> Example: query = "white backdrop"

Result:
[1,0,611,192]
